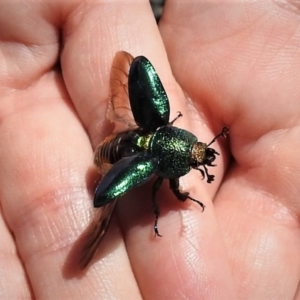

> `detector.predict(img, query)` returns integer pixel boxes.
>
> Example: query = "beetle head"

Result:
[191,143,219,167]
[190,127,228,183]
[203,147,220,166]
[190,142,220,184]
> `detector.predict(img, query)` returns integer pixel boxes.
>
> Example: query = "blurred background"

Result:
[150,0,165,22]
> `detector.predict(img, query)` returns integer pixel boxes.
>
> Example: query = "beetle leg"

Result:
[168,111,183,125]
[196,165,215,183]
[169,178,205,211]
[203,165,215,183]
[152,176,164,237]
[198,168,205,179]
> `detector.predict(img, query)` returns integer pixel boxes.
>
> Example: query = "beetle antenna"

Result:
[207,127,229,146]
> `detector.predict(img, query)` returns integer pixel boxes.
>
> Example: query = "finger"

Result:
[160,1,300,299]
[0,2,140,299]
[0,1,59,298]
[0,210,32,298]
[62,1,176,148]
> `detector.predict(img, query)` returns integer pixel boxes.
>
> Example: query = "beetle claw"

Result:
[187,194,205,212]
[207,175,215,183]
[154,224,162,237]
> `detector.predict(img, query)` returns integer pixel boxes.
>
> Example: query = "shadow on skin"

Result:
[62,165,121,278]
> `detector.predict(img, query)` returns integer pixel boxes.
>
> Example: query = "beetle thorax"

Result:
[191,142,207,165]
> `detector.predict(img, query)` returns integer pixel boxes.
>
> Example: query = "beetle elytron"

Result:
[80,51,228,268]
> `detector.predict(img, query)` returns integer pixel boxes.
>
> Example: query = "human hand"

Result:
[1,1,299,300]
[0,2,189,299]
[160,2,300,299]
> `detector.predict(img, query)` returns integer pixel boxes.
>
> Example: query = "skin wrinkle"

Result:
[12,187,90,260]
[219,184,300,298]
[249,24,300,75]
[86,34,99,89]
[184,239,201,283]
[251,232,272,273]
[247,230,292,299]
[227,176,298,221]
[236,228,266,288]
[0,41,59,89]
[233,174,298,228]
[170,237,201,299]
[180,209,213,296]
[169,243,185,292]
[274,0,300,14]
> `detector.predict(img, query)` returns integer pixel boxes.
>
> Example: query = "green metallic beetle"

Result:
[80,51,228,268]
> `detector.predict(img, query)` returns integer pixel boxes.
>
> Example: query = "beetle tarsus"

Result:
[187,195,205,212]
[202,165,215,183]
[154,224,162,237]
[169,178,205,211]
[221,126,229,138]
[169,178,186,201]
[205,170,215,183]
[152,177,164,237]
[206,175,215,183]
[196,166,215,183]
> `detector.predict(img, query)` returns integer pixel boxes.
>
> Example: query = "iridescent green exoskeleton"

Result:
[80,51,228,268]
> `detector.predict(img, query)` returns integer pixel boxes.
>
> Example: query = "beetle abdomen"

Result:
[94,131,141,174]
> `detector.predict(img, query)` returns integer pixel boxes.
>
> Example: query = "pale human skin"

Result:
[1,1,300,299]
